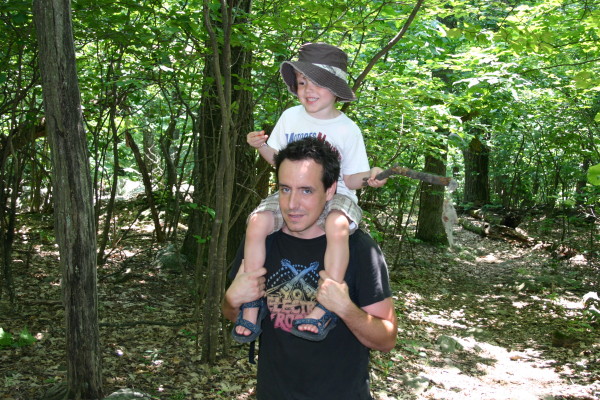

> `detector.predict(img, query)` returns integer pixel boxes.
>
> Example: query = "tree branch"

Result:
[521,57,600,74]
[351,0,424,94]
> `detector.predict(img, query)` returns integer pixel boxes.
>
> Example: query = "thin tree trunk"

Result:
[33,0,103,397]
[97,115,120,264]
[201,0,235,364]
[159,119,179,238]
[0,137,19,306]
[125,131,166,242]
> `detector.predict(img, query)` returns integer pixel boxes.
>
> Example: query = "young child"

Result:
[232,43,387,343]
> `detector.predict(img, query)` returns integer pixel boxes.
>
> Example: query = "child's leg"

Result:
[323,210,350,283]
[235,211,274,336]
[295,210,349,333]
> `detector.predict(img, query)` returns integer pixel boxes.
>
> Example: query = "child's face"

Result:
[295,71,339,120]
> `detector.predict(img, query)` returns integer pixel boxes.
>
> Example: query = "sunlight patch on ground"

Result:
[420,337,587,400]
[551,296,585,310]
[420,313,469,329]
[476,254,503,263]
[511,300,529,308]
[569,254,588,265]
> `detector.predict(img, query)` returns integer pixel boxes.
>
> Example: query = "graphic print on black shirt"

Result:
[266,258,320,333]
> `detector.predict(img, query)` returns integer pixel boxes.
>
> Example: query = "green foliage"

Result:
[588,163,600,186]
[0,327,36,349]
[3,0,597,222]
[169,392,188,400]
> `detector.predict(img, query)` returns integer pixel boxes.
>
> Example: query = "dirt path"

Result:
[372,228,599,400]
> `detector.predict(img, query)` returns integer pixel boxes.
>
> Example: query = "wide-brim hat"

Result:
[280,43,357,102]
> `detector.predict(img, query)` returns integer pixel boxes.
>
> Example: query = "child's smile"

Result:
[295,72,340,119]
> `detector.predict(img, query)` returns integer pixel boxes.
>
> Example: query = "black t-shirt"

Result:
[230,229,392,400]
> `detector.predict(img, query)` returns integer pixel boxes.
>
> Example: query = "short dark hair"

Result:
[274,137,340,189]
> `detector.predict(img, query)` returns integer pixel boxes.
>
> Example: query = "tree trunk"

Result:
[416,152,449,245]
[33,0,103,398]
[463,136,490,207]
[159,119,179,238]
[125,131,166,242]
[97,113,120,265]
[200,0,235,365]
[0,136,21,306]
[195,0,255,364]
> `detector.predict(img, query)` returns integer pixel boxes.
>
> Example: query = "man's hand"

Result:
[316,270,397,352]
[316,270,352,315]
[223,260,267,322]
[247,130,268,149]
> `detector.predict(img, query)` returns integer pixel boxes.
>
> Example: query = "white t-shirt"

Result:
[267,105,370,203]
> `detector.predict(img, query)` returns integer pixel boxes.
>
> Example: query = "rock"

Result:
[154,243,188,272]
[103,388,153,399]
[399,373,431,395]
[436,335,463,353]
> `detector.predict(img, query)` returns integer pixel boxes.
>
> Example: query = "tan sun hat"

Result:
[280,43,357,102]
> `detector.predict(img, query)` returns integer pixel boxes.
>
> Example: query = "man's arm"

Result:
[317,271,397,352]
[222,261,267,322]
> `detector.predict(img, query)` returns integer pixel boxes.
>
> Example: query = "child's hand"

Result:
[247,130,269,149]
[365,167,387,188]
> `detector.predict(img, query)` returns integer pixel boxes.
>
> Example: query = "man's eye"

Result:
[281,187,290,193]
[303,189,312,194]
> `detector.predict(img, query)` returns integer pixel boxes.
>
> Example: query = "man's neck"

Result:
[281,225,326,240]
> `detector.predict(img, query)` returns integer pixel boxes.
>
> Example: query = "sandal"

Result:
[291,304,338,341]
[231,299,268,344]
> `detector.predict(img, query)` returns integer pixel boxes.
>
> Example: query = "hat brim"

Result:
[281,62,357,102]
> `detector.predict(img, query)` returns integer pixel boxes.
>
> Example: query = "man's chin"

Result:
[283,221,305,232]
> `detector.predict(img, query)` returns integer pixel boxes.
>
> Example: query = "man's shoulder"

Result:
[349,229,377,247]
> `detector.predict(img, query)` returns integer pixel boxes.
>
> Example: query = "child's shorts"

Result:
[248,192,362,235]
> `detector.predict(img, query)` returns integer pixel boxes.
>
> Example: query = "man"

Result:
[223,137,397,399]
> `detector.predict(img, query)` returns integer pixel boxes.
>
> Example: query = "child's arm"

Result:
[247,130,277,166]
[344,167,387,190]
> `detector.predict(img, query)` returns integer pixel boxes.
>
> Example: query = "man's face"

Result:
[278,158,336,239]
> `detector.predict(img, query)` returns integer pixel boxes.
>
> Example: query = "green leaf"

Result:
[574,71,594,89]
[595,112,600,123]
[17,328,36,347]
[0,328,14,348]
[446,28,462,39]
[587,163,600,186]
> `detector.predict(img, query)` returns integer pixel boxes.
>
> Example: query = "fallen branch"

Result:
[459,218,534,245]
[459,217,580,259]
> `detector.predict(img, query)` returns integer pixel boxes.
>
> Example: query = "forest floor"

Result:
[0,211,599,400]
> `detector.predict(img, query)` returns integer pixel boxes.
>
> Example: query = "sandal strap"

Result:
[292,305,338,332]
[241,299,263,310]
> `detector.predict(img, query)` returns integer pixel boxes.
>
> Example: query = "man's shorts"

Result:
[248,192,362,234]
